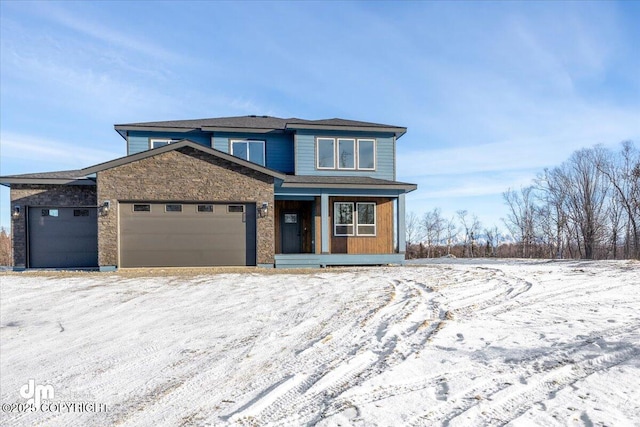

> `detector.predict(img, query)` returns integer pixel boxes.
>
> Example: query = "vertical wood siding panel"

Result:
[329,197,394,254]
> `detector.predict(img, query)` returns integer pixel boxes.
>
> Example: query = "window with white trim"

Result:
[338,139,355,169]
[356,202,376,235]
[357,139,375,170]
[334,202,354,236]
[333,202,377,236]
[317,138,335,169]
[316,138,376,170]
[231,140,265,166]
[150,138,173,149]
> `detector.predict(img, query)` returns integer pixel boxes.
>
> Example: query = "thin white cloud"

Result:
[1,132,120,171]
[402,169,536,201]
[399,101,640,177]
[36,3,183,63]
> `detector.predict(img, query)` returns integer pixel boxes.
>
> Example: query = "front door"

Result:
[281,211,301,253]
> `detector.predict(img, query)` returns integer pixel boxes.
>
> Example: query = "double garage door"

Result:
[119,202,256,268]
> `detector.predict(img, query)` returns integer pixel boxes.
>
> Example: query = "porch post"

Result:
[397,193,406,254]
[321,192,329,253]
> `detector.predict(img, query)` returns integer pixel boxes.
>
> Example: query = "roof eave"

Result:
[284,123,406,138]
[114,125,198,133]
[0,178,96,187]
[281,182,417,191]
[200,126,282,133]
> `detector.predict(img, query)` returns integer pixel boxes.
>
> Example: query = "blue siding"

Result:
[274,186,404,198]
[213,132,294,174]
[295,130,395,180]
[127,131,211,155]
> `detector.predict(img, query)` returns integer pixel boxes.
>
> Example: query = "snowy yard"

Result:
[1,260,639,426]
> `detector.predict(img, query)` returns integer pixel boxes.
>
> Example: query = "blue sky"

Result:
[1,1,639,232]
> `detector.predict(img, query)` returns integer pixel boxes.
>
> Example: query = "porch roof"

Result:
[279,175,417,192]
[0,169,96,186]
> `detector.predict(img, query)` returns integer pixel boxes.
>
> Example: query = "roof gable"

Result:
[1,140,285,186]
[83,140,286,179]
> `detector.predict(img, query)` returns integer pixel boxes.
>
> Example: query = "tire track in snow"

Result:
[223,276,442,425]
[216,275,384,418]
[445,344,640,426]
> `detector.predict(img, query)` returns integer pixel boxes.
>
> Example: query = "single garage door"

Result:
[119,202,256,268]
[28,207,98,268]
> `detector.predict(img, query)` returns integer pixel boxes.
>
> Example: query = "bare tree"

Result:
[531,146,610,259]
[484,225,501,257]
[597,141,640,259]
[457,210,470,257]
[565,147,610,259]
[0,227,12,266]
[421,208,444,258]
[445,217,457,256]
[405,211,421,257]
[456,210,481,257]
[535,168,569,259]
[503,186,536,258]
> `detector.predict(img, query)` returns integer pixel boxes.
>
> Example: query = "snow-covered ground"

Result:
[1,260,639,426]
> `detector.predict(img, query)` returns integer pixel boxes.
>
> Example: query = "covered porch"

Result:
[273,176,416,268]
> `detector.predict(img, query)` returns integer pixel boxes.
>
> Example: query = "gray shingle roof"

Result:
[115,115,406,136]
[281,175,416,191]
[0,169,96,186]
[0,169,87,179]
[116,116,293,130]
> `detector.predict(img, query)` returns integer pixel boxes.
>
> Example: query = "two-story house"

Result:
[2,116,416,270]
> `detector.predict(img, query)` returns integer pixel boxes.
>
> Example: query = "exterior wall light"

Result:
[259,202,268,218]
[12,205,21,219]
[100,200,111,216]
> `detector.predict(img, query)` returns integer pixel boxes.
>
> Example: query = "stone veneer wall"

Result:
[97,147,275,267]
[10,184,97,268]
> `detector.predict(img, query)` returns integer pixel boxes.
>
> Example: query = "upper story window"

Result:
[316,138,376,171]
[231,140,265,166]
[150,138,173,149]
[338,139,355,169]
[317,138,335,169]
[357,139,375,170]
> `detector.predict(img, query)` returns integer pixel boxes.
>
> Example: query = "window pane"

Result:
[338,139,355,169]
[357,203,375,225]
[284,213,298,223]
[317,138,335,168]
[358,140,375,169]
[335,225,354,235]
[133,204,151,212]
[335,203,353,225]
[165,204,182,212]
[197,204,214,213]
[74,209,90,217]
[151,139,171,149]
[228,205,244,213]
[232,142,248,160]
[248,141,265,165]
[357,225,375,235]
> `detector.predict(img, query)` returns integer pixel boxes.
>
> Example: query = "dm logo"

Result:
[20,379,55,407]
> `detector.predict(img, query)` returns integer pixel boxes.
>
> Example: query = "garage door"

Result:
[28,207,98,268]
[119,202,256,268]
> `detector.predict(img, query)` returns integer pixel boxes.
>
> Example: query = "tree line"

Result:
[406,141,640,260]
